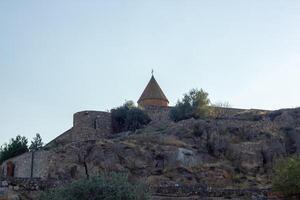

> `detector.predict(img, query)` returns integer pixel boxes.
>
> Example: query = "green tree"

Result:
[0,135,29,164]
[29,133,43,151]
[39,173,150,200]
[272,156,300,197]
[125,107,151,131]
[111,101,151,133]
[170,88,210,122]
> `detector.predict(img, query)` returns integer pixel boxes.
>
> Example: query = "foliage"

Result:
[170,88,210,122]
[0,135,28,164]
[38,173,150,200]
[272,156,300,197]
[111,101,151,133]
[209,102,231,119]
[29,133,44,151]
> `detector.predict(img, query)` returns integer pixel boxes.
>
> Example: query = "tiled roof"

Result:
[138,75,169,103]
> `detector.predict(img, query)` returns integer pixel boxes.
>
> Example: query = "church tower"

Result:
[138,74,169,107]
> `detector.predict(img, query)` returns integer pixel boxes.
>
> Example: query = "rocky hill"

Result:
[44,108,300,198]
[1,107,300,199]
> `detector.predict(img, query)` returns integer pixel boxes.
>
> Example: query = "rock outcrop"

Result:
[41,107,300,189]
[1,107,300,199]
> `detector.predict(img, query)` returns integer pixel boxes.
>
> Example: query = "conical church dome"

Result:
[138,75,169,107]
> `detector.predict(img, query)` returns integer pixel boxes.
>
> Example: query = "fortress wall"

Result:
[72,111,112,141]
[143,106,172,122]
[1,152,31,178]
[45,111,113,148]
[143,106,255,121]
[71,127,108,141]
[32,150,51,178]
[44,128,73,148]
[73,111,112,131]
[0,150,50,179]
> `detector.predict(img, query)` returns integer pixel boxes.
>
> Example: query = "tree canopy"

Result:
[29,133,44,151]
[0,135,29,164]
[170,88,210,122]
[111,101,151,133]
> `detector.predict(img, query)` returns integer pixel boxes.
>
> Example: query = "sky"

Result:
[1,0,300,145]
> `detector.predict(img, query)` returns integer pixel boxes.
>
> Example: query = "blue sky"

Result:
[1,0,300,145]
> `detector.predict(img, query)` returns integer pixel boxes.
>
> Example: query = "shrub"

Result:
[0,135,29,164]
[38,173,150,200]
[170,88,210,122]
[111,101,151,133]
[272,156,300,197]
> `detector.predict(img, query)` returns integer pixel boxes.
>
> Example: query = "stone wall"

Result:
[0,179,274,200]
[55,108,171,144]
[45,128,73,148]
[143,106,255,122]
[1,153,32,178]
[143,105,172,122]
[71,127,107,142]
[32,151,51,178]
[73,111,111,131]
[151,185,271,199]
[45,111,112,147]
[71,110,112,141]
[139,99,169,107]
[0,150,51,179]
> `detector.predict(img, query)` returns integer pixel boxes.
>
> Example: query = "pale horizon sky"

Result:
[1,0,300,145]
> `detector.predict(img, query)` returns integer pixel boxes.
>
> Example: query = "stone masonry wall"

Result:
[72,111,112,141]
[1,153,31,178]
[0,150,51,179]
[49,108,171,147]
[46,111,113,147]
[32,151,51,178]
[73,111,112,131]
[139,99,169,107]
[143,105,172,122]
[45,128,73,148]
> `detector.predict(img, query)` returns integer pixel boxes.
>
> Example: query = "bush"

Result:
[272,156,300,197]
[111,101,151,133]
[170,88,210,122]
[0,135,28,164]
[39,173,150,200]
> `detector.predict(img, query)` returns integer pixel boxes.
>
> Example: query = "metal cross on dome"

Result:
[151,69,154,76]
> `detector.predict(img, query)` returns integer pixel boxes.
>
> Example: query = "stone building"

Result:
[138,75,169,107]
[137,74,171,121]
